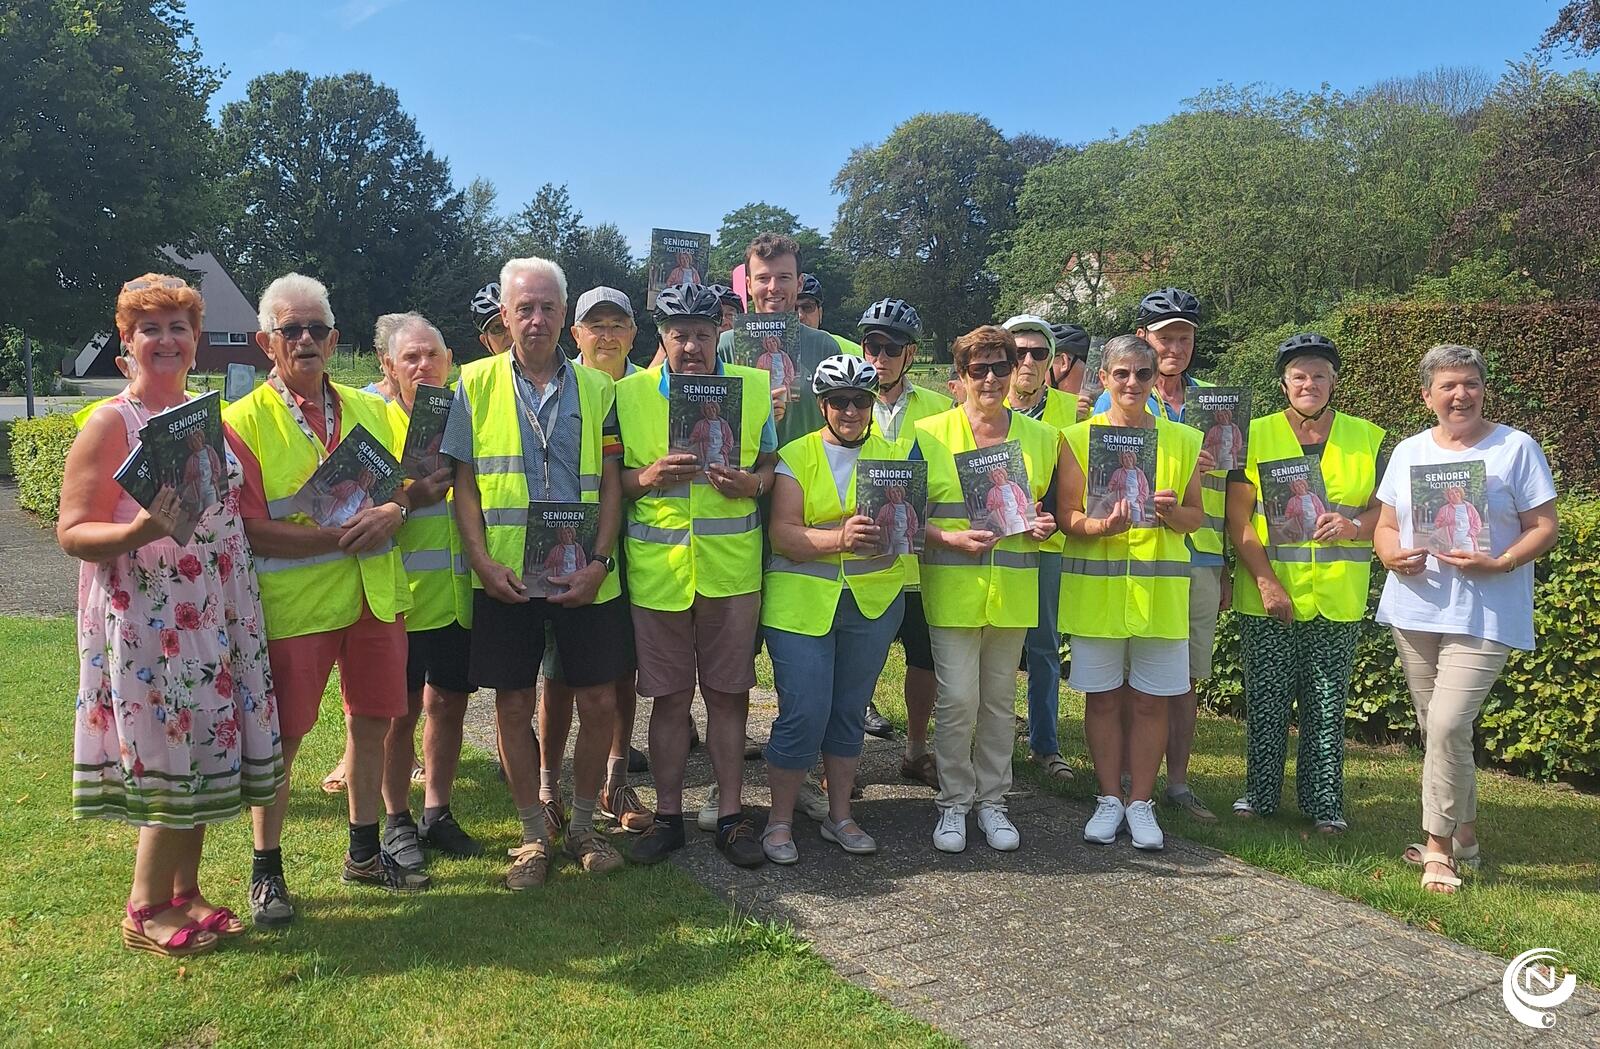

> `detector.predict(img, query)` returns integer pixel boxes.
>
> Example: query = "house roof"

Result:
[160,246,258,332]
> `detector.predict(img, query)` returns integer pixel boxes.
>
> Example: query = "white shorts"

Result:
[1067,635,1190,697]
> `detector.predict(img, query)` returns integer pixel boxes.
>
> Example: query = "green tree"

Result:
[215,70,463,350]
[0,0,221,344]
[505,183,585,261]
[831,113,1022,354]
[410,177,510,359]
[1542,0,1600,55]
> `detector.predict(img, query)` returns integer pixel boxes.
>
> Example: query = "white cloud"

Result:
[336,0,404,29]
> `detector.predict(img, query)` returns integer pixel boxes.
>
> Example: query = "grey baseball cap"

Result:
[574,286,634,322]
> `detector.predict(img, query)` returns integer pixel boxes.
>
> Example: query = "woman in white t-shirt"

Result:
[1373,344,1558,896]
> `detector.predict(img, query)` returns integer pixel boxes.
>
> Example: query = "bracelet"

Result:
[1500,553,1517,573]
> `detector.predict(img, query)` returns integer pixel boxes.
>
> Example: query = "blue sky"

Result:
[187,0,1584,256]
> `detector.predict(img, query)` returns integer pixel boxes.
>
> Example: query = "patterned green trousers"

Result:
[1240,615,1361,822]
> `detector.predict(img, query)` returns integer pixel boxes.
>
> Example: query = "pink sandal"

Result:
[171,890,246,936]
[122,900,219,957]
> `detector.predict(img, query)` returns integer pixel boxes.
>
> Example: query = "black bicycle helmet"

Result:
[1276,332,1340,375]
[1048,322,1090,360]
[798,273,823,303]
[1135,287,1201,329]
[470,282,502,330]
[652,283,723,323]
[857,297,923,343]
[707,283,741,310]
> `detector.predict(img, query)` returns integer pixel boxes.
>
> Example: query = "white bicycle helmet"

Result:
[812,354,879,397]
[470,282,502,330]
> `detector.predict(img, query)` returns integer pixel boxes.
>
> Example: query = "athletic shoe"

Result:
[975,805,1020,851]
[1232,796,1258,819]
[932,807,967,853]
[1164,785,1217,822]
[381,821,427,871]
[503,839,549,890]
[418,809,484,857]
[715,815,766,868]
[697,785,720,832]
[343,850,431,891]
[1125,799,1165,851]
[565,827,625,874]
[862,701,895,740]
[601,783,654,833]
[1084,795,1125,845]
[630,819,685,865]
[249,874,294,928]
[796,777,830,822]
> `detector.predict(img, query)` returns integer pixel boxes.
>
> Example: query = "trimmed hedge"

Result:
[1200,496,1600,780]
[10,413,77,522]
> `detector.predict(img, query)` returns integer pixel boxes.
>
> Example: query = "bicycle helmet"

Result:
[470,282,502,331]
[1001,314,1056,352]
[1049,322,1090,360]
[812,354,879,396]
[857,298,923,343]
[652,283,723,323]
[1135,287,1201,330]
[798,273,823,303]
[1275,332,1340,375]
[707,283,741,310]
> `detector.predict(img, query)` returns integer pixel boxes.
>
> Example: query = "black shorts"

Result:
[469,591,637,690]
[895,590,934,671]
[405,622,477,694]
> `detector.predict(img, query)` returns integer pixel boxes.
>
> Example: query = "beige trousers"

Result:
[1391,628,1510,838]
[929,625,1028,813]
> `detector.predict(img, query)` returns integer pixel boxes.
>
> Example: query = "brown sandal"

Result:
[122,900,219,957]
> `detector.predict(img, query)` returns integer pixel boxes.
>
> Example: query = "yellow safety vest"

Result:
[456,353,620,625]
[386,399,466,633]
[1059,413,1200,640]
[914,408,1061,629]
[1006,385,1076,555]
[761,430,907,635]
[223,381,411,641]
[1233,411,1384,623]
[617,364,769,611]
[75,390,212,429]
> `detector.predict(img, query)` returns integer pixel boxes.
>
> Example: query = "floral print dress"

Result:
[71,394,285,827]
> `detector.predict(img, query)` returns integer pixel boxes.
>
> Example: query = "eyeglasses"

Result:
[1017,346,1052,362]
[122,276,188,291]
[823,392,874,411]
[796,300,821,312]
[964,360,1015,381]
[274,323,333,343]
[862,338,907,358]
[481,317,507,337]
[1109,367,1155,384]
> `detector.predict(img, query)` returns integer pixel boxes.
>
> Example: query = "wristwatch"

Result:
[395,502,410,523]
[596,554,616,573]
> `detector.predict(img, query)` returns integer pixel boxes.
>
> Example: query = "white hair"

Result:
[258,272,335,332]
[386,312,447,359]
[372,313,410,359]
[499,256,568,308]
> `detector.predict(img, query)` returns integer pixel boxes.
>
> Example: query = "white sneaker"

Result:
[932,807,967,853]
[796,776,830,822]
[1125,799,1165,851]
[1084,795,1125,844]
[697,784,720,832]
[975,805,1020,851]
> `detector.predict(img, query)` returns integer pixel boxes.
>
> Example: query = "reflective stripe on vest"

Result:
[1233,411,1384,623]
[913,408,1061,629]
[388,400,465,632]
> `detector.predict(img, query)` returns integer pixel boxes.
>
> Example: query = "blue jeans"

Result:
[765,591,905,770]
[1024,551,1062,756]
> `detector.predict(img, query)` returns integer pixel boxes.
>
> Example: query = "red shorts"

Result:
[267,605,408,739]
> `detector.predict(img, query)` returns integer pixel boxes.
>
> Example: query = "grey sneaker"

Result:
[382,821,427,871]
[250,874,294,928]
[796,776,830,822]
[697,785,720,832]
[1164,786,1217,823]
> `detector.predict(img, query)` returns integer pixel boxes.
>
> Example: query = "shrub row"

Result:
[10,413,77,521]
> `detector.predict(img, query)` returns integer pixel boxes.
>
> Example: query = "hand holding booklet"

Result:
[953,441,1033,538]
[400,383,452,479]
[522,502,600,598]
[289,423,402,527]
[113,390,226,545]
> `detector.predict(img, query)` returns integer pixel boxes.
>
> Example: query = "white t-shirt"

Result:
[775,439,861,506]
[1375,425,1556,650]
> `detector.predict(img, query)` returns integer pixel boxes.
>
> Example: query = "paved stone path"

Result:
[0,481,76,617]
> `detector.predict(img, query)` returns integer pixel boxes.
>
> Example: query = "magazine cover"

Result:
[646,228,711,308]
[1259,455,1330,545]
[855,458,929,556]
[400,382,452,479]
[223,362,256,402]
[953,441,1034,538]
[288,423,402,527]
[1086,424,1158,528]
[521,501,601,598]
[1410,460,1490,555]
[113,444,198,545]
[667,373,743,474]
[1079,339,1107,405]
[729,312,800,398]
[139,391,226,528]
[1185,386,1251,472]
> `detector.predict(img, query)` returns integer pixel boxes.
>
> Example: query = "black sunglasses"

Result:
[965,360,1015,381]
[1017,346,1052,362]
[862,338,908,358]
[823,392,874,411]
[1109,367,1155,383]
[274,323,333,342]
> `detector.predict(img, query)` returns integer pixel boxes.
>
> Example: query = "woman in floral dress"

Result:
[58,273,284,957]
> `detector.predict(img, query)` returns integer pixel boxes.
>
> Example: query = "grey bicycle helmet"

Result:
[1049,322,1090,360]
[858,298,923,343]
[1136,287,1201,329]
[798,273,824,303]
[707,283,741,310]
[1275,332,1340,374]
[653,283,723,323]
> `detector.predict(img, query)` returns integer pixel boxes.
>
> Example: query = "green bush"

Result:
[10,413,78,522]
[1201,495,1600,780]
[0,327,67,396]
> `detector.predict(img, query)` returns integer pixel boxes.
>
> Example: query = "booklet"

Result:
[113,444,198,545]
[667,373,743,475]
[223,362,256,402]
[646,228,711,309]
[1086,424,1158,528]
[855,458,929,556]
[288,423,402,527]
[729,312,801,399]
[144,390,228,527]
[1410,460,1490,555]
[953,441,1034,538]
[1258,455,1329,545]
[400,383,452,479]
[1186,386,1251,472]
[1078,339,1107,405]
[522,501,601,598]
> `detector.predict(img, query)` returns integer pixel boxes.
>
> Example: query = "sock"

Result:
[385,810,415,832]
[571,795,597,832]
[349,822,380,863]
[421,804,449,828]
[655,812,684,831]
[517,804,548,844]
[715,811,743,839]
[539,769,559,803]
[906,739,928,760]
[251,847,283,881]
[606,754,627,790]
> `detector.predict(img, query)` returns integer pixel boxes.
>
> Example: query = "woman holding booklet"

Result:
[760,355,909,864]
[57,273,285,957]
[1225,333,1383,835]
[1374,344,1558,895]
[1058,334,1202,852]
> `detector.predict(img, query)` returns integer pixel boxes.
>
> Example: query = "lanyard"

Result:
[510,354,565,496]
[268,371,338,462]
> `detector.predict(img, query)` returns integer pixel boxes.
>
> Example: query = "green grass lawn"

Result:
[0,616,950,1049]
[854,647,1600,987]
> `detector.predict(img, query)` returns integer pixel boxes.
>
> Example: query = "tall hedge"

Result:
[9,413,77,522]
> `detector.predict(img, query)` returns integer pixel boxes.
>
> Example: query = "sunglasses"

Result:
[1017,346,1052,362]
[965,360,1015,381]
[480,317,507,337]
[1109,367,1155,384]
[122,276,188,291]
[862,338,907,358]
[823,393,874,411]
[274,323,333,342]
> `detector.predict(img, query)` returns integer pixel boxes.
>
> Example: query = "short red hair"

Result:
[115,272,205,339]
